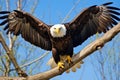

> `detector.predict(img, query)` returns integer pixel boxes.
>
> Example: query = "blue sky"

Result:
[0,0,120,80]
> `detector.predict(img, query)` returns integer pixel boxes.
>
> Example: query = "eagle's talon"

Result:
[58,62,64,69]
[66,55,72,64]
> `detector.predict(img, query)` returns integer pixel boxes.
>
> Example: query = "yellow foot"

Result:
[66,55,72,64]
[58,61,64,69]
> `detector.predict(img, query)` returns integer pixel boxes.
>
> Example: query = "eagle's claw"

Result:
[66,55,72,64]
[58,61,64,69]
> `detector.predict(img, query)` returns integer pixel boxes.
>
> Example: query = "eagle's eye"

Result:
[59,27,62,30]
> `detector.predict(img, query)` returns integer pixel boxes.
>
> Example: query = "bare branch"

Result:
[62,0,81,23]
[0,33,27,77]
[17,0,22,10]
[30,0,39,14]
[10,51,49,71]
[6,0,10,10]
[20,51,49,68]
[5,0,12,76]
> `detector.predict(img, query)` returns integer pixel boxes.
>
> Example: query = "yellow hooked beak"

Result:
[55,28,61,34]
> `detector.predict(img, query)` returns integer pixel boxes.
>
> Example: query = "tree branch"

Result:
[17,0,22,10]
[62,0,81,23]
[10,51,49,71]
[0,34,28,77]
[0,22,120,79]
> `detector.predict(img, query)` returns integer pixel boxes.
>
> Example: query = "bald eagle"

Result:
[0,2,120,70]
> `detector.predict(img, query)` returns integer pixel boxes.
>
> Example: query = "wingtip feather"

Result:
[102,2,113,6]
[107,6,120,10]
[0,11,10,14]
[0,15,8,19]
[0,19,8,26]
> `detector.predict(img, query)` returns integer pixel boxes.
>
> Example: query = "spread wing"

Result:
[0,10,52,50]
[69,2,120,47]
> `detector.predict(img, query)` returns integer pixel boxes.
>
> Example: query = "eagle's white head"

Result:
[50,24,67,38]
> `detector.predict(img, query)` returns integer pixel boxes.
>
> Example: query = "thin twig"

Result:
[6,0,10,10]
[20,51,49,68]
[10,51,49,71]
[62,0,81,23]
[30,0,39,14]
[17,0,22,10]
